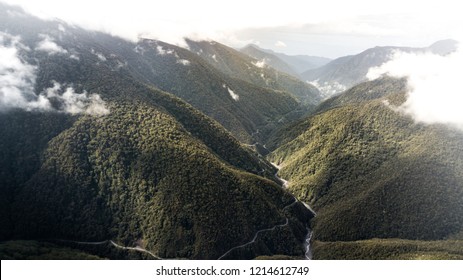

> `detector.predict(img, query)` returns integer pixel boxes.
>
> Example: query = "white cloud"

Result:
[275,41,287,48]
[69,54,80,60]
[0,32,38,110]
[252,59,266,68]
[367,45,463,129]
[222,84,239,101]
[156,45,175,56]
[36,34,68,54]
[176,59,190,66]
[5,0,461,53]
[1,32,108,115]
[43,82,109,115]
[308,80,347,98]
[91,49,106,61]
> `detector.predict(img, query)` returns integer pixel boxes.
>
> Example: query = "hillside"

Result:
[302,40,458,97]
[0,57,313,260]
[241,44,331,75]
[2,2,461,261]
[312,239,463,260]
[268,78,463,255]
[185,39,321,107]
[0,3,314,259]
[8,103,310,259]
[103,37,301,143]
[0,3,303,144]
[0,240,103,260]
[240,45,302,78]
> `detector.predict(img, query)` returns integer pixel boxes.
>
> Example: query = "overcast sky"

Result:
[3,0,462,58]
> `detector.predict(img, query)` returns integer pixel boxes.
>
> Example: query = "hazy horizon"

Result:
[2,0,461,58]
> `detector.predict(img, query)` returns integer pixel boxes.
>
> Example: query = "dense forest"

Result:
[1,2,462,260]
[268,78,463,258]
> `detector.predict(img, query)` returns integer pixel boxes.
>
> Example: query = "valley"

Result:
[1,2,462,260]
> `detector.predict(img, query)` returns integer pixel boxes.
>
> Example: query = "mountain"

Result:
[241,44,331,75]
[240,44,301,78]
[302,40,459,98]
[268,77,463,258]
[428,39,459,55]
[100,37,302,143]
[185,39,321,107]
[1,3,307,144]
[0,3,314,259]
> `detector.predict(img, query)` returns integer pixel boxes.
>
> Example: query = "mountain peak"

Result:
[428,39,459,55]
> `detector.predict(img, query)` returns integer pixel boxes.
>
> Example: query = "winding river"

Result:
[217,162,316,260]
[272,162,316,260]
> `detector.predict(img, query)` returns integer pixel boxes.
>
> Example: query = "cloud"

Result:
[308,80,346,99]
[367,44,463,130]
[222,84,239,101]
[3,0,462,58]
[275,41,287,48]
[176,59,190,66]
[91,49,106,61]
[1,32,109,116]
[156,45,175,56]
[0,32,37,110]
[36,34,68,54]
[252,59,267,68]
[42,81,110,115]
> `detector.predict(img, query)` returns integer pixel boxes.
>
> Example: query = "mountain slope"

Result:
[185,39,321,107]
[241,44,331,74]
[1,3,302,144]
[1,55,312,260]
[1,3,314,259]
[240,45,302,78]
[10,102,310,259]
[313,239,463,260]
[268,78,463,249]
[302,40,458,97]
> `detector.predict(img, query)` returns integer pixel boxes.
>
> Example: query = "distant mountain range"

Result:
[185,39,321,107]
[301,39,459,98]
[240,44,332,78]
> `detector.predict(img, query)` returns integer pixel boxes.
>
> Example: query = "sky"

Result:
[2,0,462,58]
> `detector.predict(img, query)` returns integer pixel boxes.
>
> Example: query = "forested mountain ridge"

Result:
[1,2,309,144]
[240,44,331,76]
[0,3,314,259]
[2,2,462,260]
[185,39,321,107]
[302,40,458,97]
[268,78,463,257]
[240,44,302,78]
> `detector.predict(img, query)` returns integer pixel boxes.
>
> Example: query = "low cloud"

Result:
[367,44,463,130]
[275,41,287,48]
[176,59,190,66]
[1,32,109,116]
[252,59,267,68]
[0,32,37,110]
[41,81,110,115]
[223,84,239,101]
[36,34,68,54]
[91,49,106,61]
[156,45,175,56]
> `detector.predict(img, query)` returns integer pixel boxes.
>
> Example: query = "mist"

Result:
[3,0,462,58]
[367,44,463,130]
[0,31,109,115]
